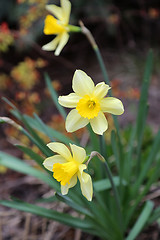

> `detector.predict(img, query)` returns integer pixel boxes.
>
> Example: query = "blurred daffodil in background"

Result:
[43,142,93,201]
[59,70,124,135]
[42,0,80,55]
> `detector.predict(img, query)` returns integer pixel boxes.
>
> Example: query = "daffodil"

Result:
[43,142,93,201]
[42,0,80,56]
[58,70,124,135]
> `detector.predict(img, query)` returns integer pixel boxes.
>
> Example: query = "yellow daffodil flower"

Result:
[42,0,80,56]
[58,70,124,135]
[43,142,93,201]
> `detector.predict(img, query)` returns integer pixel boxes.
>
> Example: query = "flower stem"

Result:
[68,25,81,32]
[103,160,123,231]
[99,135,107,159]
[79,21,110,86]
[88,151,123,233]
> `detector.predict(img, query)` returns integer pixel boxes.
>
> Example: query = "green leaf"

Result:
[147,206,160,225]
[111,130,120,171]
[36,195,57,203]
[0,151,59,191]
[33,113,55,141]
[125,159,160,228]
[45,72,67,119]
[124,124,136,181]
[1,98,52,157]
[136,50,153,138]
[133,130,160,194]
[99,135,107,159]
[94,177,127,192]
[87,125,100,151]
[55,193,93,217]
[22,114,74,145]
[2,97,73,145]
[82,198,123,240]
[0,200,95,233]
[126,201,154,240]
[18,115,53,157]
[16,145,44,167]
[135,50,153,174]
[0,150,89,207]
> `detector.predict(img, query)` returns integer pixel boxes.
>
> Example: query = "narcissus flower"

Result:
[42,0,80,56]
[43,142,93,201]
[58,70,124,135]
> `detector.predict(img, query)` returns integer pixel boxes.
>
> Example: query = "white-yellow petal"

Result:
[100,97,124,115]
[65,109,89,132]
[94,82,111,100]
[45,5,63,21]
[47,142,72,161]
[61,0,71,24]
[58,93,81,108]
[78,164,87,175]
[61,174,77,195]
[55,32,69,56]
[61,184,69,195]
[43,155,66,171]
[90,111,108,135]
[70,144,86,164]
[78,171,93,201]
[72,70,95,97]
[42,35,61,51]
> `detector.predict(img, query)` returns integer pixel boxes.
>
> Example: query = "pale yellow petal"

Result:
[90,111,108,135]
[46,5,63,22]
[72,70,95,97]
[58,93,81,108]
[47,142,72,161]
[78,171,93,201]
[65,109,89,132]
[61,0,71,24]
[100,97,124,115]
[78,164,87,175]
[69,174,77,187]
[55,32,69,56]
[43,155,66,172]
[42,35,60,51]
[61,174,77,194]
[94,82,111,100]
[70,144,86,164]
[61,183,69,195]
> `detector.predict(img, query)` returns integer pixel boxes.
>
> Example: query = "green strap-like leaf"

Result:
[0,200,95,233]
[1,99,52,157]
[16,145,44,166]
[55,193,93,217]
[45,72,67,119]
[133,130,160,194]
[0,151,59,191]
[126,201,154,240]
[111,130,120,172]
[33,113,55,141]
[23,114,74,145]
[147,206,160,225]
[125,159,160,228]
[135,50,153,174]
[94,177,127,192]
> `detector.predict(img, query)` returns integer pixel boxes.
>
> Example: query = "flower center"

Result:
[44,15,66,35]
[76,95,100,119]
[53,161,78,186]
